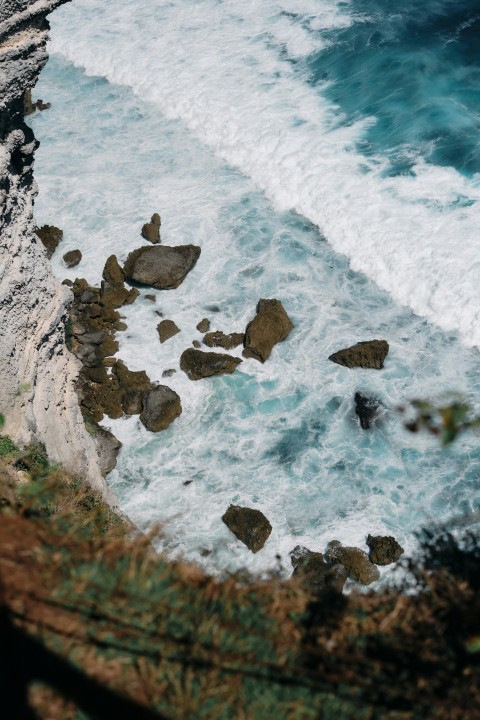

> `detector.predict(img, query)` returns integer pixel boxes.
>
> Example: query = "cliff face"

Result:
[0,0,104,490]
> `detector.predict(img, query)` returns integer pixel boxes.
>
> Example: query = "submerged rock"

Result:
[139,385,182,432]
[222,505,272,553]
[355,392,380,429]
[158,319,180,344]
[290,545,347,593]
[180,348,242,380]
[123,244,201,290]
[325,540,380,585]
[63,249,82,268]
[203,330,244,350]
[243,299,293,363]
[329,340,389,369]
[141,213,161,244]
[366,534,404,565]
[35,225,63,258]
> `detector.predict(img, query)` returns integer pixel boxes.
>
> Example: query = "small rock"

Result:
[222,505,272,553]
[329,340,389,370]
[162,369,176,378]
[192,340,201,348]
[112,360,152,415]
[63,249,82,268]
[158,319,180,344]
[196,318,210,333]
[115,322,128,332]
[203,330,244,350]
[62,279,73,287]
[290,545,347,593]
[243,299,293,363]
[180,348,242,380]
[325,541,380,585]
[366,534,404,565]
[145,294,156,302]
[141,213,161,244]
[355,392,380,429]
[35,225,63,259]
[123,244,201,290]
[140,385,182,432]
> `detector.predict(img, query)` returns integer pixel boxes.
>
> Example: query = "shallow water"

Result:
[29,1,480,577]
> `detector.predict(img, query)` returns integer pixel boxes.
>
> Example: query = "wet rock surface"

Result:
[180,348,242,380]
[35,225,63,259]
[329,340,389,369]
[196,318,210,333]
[123,244,201,290]
[325,541,380,585]
[141,213,161,244]
[63,249,82,268]
[355,392,380,429]
[158,319,180,344]
[222,505,272,553]
[140,385,182,432]
[203,330,244,350]
[243,299,293,362]
[290,545,347,593]
[101,255,139,308]
[367,534,404,565]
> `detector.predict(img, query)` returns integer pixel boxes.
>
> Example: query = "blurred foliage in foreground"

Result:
[400,396,480,445]
[0,438,480,720]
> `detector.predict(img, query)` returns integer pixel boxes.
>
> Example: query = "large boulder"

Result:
[290,545,347,593]
[112,360,152,415]
[35,225,63,258]
[203,330,244,350]
[123,245,201,290]
[93,425,122,476]
[243,299,293,363]
[222,505,272,553]
[325,541,380,585]
[101,255,139,308]
[139,385,182,432]
[329,340,389,369]
[180,348,242,380]
[196,318,210,333]
[141,213,161,244]
[355,392,380,429]
[366,534,404,565]
[63,249,82,268]
[158,319,180,344]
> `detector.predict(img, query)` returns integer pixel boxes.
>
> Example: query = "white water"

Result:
[29,0,480,578]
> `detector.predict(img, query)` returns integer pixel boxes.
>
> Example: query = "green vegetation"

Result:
[0,433,19,456]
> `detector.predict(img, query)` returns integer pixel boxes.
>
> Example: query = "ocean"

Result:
[30,0,480,577]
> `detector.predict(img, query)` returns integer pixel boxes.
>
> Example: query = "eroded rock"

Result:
[366,534,404,566]
[141,213,161,244]
[158,319,180,344]
[290,545,347,593]
[196,318,210,333]
[355,392,380,429]
[35,225,63,258]
[112,360,152,415]
[203,330,244,350]
[63,249,82,268]
[180,348,242,380]
[140,385,182,432]
[222,505,272,553]
[101,255,139,308]
[325,540,380,585]
[123,245,201,290]
[243,299,293,363]
[94,426,122,476]
[329,340,389,370]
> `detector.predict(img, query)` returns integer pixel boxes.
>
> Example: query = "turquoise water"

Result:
[29,1,480,577]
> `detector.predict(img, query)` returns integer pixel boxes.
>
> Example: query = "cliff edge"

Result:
[0,0,104,491]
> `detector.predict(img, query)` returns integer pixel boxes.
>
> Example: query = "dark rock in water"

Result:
[162,368,176,378]
[93,425,122,476]
[145,294,156,302]
[112,360,152,415]
[355,392,380,429]
[123,244,201,289]
[367,534,404,565]
[141,213,161,244]
[243,299,293,363]
[180,348,242,380]
[63,249,82,268]
[140,385,182,432]
[290,545,347,593]
[196,318,210,333]
[24,90,51,115]
[62,279,73,287]
[329,340,389,369]
[192,340,201,348]
[325,540,380,585]
[101,255,139,308]
[158,319,180,344]
[35,225,63,259]
[222,505,272,553]
[203,330,244,350]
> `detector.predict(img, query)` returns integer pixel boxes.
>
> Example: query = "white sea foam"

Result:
[29,0,480,577]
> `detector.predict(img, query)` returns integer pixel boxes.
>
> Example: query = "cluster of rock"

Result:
[35,224,82,267]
